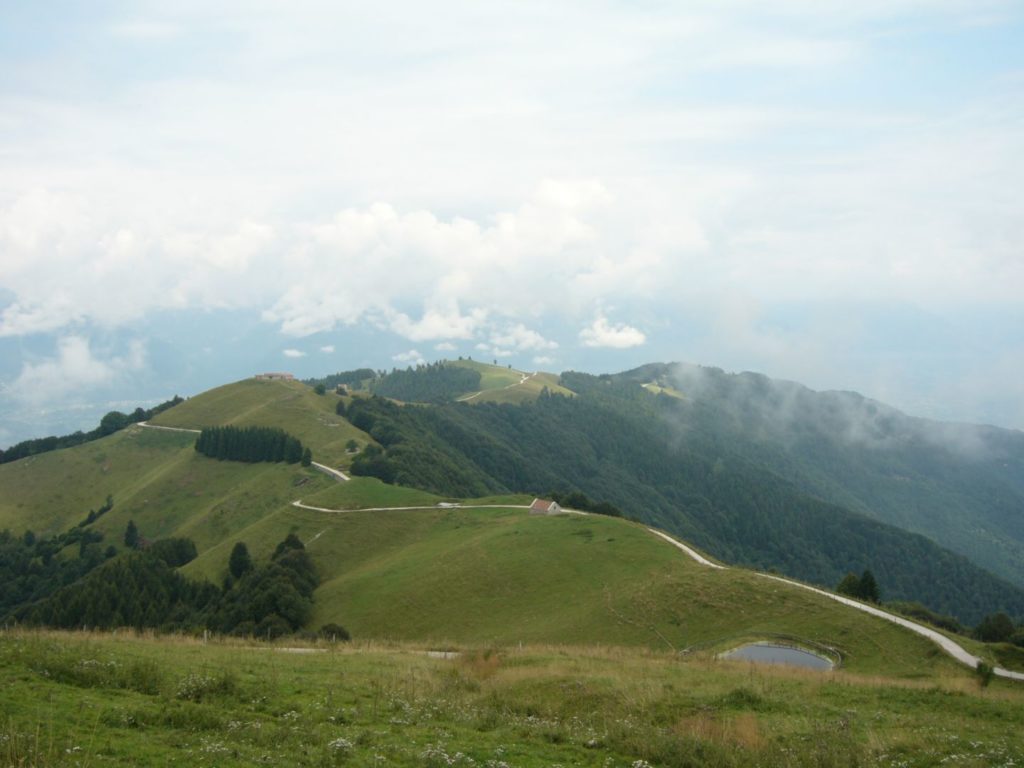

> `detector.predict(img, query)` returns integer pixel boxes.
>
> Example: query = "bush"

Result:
[975,612,1015,643]
[257,613,293,640]
[976,660,995,688]
[320,623,351,642]
[148,538,198,567]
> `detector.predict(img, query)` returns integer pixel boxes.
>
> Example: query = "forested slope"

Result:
[343,377,1024,625]
[621,363,1024,588]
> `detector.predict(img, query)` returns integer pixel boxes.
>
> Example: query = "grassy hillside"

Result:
[3,368,1020,685]
[5,630,1022,768]
[337,388,1024,625]
[180,499,963,678]
[298,476,533,509]
[0,422,334,549]
[150,378,365,467]
[0,426,195,535]
[451,360,576,404]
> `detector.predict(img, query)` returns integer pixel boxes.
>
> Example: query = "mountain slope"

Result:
[3,366,1023,646]
[150,377,363,467]
[339,377,1024,624]
[622,363,1024,588]
[179,494,959,676]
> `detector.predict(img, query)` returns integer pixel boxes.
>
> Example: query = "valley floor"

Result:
[3,629,1023,768]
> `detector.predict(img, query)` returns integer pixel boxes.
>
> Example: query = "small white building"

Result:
[529,498,562,515]
[254,372,295,381]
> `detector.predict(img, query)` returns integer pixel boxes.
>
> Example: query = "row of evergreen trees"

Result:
[194,425,310,465]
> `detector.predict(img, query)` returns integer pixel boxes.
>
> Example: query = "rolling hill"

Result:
[1,363,1023,676]
[329,368,1024,625]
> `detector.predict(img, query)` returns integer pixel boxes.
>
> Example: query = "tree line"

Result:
[0,396,184,464]
[370,362,481,403]
[194,425,311,465]
[305,368,377,391]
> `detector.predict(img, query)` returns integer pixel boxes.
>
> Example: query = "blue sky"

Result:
[1,1,1023,445]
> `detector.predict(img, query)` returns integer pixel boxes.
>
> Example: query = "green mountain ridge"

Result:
[1,361,1022,651]
[329,367,1024,625]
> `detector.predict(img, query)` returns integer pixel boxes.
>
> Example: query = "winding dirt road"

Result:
[648,528,1024,682]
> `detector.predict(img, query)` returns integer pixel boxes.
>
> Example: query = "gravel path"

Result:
[648,528,1024,682]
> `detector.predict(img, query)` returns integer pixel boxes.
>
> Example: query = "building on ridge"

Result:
[254,372,295,381]
[529,498,562,515]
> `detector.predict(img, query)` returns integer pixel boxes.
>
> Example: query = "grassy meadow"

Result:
[3,628,1022,768]
[0,426,196,535]
[0,423,335,548]
[177,501,970,679]
[450,360,576,404]
[151,378,364,467]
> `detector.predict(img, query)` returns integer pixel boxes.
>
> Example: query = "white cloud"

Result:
[320,345,335,353]
[392,349,425,365]
[1,1,1022,431]
[6,336,145,406]
[490,324,558,352]
[282,348,306,358]
[533,355,555,366]
[579,315,647,349]
[435,341,457,351]
[108,20,181,40]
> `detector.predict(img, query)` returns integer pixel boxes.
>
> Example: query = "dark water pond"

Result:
[719,642,834,670]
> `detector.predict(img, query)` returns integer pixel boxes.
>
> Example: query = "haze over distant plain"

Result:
[1,1,1022,445]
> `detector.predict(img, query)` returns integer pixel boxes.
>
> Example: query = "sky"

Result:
[1,0,1023,446]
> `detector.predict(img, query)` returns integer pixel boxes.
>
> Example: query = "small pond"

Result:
[719,642,834,671]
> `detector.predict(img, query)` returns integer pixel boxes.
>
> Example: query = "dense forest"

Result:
[194,426,307,464]
[0,524,115,618]
[627,362,1024,589]
[0,395,184,464]
[370,362,481,403]
[4,521,330,639]
[342,381,1024,625]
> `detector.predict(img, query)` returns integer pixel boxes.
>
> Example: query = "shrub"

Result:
[319,623,351,642]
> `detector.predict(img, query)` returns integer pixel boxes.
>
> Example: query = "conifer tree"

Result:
[124,520,139,549]
[229,542,253,579]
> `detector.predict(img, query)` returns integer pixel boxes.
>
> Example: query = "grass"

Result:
[642,382,686,400]
[2,628,1022,767]
[449,361,575,404]
[179,504,972,678]
[150,378,365,467]
[0,426,195,535]
[297,477,534,511]
[301,476,445,509]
